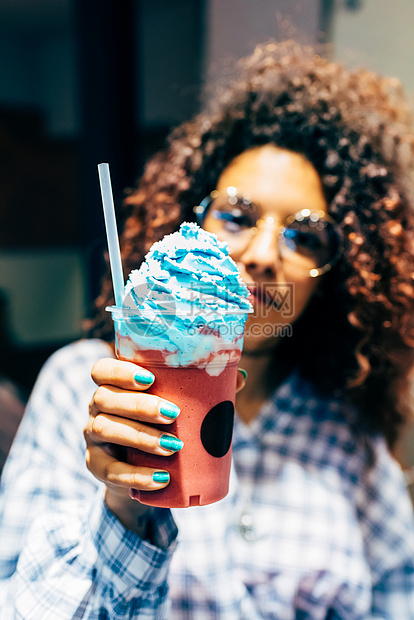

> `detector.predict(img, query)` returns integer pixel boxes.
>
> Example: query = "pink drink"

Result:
[103,222,251,508]
[112,318,242,508]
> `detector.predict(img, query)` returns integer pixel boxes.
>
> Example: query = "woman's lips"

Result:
[247,284,274,306]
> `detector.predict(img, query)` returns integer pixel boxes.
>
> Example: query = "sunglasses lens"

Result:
[280,217,339,270]
[201,196,258,251]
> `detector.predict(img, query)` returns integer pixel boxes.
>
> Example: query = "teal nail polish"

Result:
[239,368,248,380]
[134,369,155,385]
[159,402,180,419]
[159,435,184,452]
[153,471,170,484]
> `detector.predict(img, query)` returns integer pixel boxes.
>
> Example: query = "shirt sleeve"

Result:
[0,340,178,619]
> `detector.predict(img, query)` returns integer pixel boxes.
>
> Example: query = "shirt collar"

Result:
[233,369,351,448]
[234,369,302,447]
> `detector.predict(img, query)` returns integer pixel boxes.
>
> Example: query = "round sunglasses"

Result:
[194,188,342,277]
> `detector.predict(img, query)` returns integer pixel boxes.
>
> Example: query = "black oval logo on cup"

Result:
[200,401,234,458]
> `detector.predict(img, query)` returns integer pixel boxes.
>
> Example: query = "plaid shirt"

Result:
[1,339,414,619]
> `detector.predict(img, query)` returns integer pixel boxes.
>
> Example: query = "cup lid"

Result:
[106,304,252,317]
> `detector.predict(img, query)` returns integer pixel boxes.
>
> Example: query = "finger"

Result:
[85,413,184,456]
[91,385,180,424]
[86,444,170,491]
[236,368,248,393]
[91,357,156,390]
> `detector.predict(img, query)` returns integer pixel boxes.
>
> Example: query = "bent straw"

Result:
[98,163,124,307]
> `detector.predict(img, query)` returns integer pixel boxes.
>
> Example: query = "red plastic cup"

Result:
[108,306,247,508]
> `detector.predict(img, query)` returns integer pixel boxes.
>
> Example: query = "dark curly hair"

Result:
[90,40,414,451]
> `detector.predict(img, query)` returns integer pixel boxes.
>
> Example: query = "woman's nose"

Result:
[239,218,279,280]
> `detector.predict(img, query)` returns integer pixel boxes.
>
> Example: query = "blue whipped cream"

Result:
[117,222,252,372]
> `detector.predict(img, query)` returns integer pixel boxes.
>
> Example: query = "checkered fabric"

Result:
[0,339,414,619]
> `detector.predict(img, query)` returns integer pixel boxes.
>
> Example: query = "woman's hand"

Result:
[84,357,247,534]
[85,357,183,533]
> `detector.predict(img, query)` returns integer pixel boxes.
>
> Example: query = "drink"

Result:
[110,311,244,508]
[106,222,252,508]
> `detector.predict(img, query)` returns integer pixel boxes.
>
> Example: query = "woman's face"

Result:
[202,144,328,354]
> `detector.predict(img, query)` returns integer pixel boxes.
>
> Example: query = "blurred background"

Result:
[0,0,413,404]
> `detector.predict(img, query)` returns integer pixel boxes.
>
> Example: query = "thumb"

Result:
[236,368,248,394]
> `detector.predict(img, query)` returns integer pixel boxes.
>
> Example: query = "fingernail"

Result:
[159,435,184,452]
[134,369,155,385]
[239,368,248,380]
[159,402,180,419]
[153,471,170,483]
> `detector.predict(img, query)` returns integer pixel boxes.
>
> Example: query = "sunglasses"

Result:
[194,188,342,277]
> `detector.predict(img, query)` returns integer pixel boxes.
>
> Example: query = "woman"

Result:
[1,40,414,618]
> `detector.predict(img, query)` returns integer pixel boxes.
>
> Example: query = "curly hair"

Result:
[90,40,414,451]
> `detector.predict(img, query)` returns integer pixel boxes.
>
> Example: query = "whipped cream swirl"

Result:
[114,223,252,370]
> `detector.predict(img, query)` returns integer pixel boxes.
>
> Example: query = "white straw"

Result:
[98,163,124,307]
